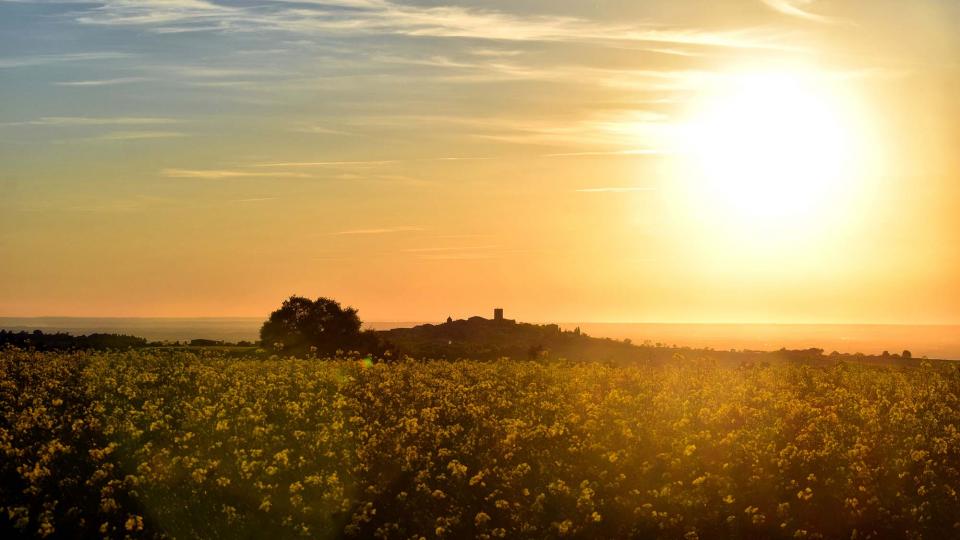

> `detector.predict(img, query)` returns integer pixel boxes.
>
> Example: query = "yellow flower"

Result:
[124,515,144,531]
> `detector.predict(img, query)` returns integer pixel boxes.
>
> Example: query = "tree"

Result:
[260,296,372,358]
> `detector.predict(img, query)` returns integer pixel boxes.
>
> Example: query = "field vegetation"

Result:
[2,348,959,539]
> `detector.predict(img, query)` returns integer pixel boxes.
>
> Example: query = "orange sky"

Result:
[1,0,958,323]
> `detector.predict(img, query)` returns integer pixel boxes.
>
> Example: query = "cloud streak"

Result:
[761,0,836,23]
[546,149,665,158]
[575,187,656,193]
[402,245,499,253]
[230,197,277,203]
[331,226,424,235]
[55,77,150,87]
[161,168,311,179]
[63,0,800,52]
[254,160,397,167]
[0,51,133,69]
[416,253,498,260]
[93,131,187,141]
[5,116,179,126]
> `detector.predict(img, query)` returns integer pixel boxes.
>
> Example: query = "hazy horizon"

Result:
[4,316,959,359]
[5,314,960,326]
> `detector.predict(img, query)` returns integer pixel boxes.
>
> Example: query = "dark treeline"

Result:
[0,330,148,351]
[2,296,932,365]
[0,330,261,351]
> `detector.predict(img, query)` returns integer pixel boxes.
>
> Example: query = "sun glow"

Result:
[671,69,872,245]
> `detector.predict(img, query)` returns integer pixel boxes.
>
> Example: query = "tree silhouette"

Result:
[260,296,373,357]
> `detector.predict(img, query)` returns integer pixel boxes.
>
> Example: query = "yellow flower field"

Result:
[2,348,959,538]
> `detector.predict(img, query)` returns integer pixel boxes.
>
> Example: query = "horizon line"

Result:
[2,315,959,327]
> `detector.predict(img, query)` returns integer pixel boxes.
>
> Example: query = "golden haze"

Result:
[0,1,958,324]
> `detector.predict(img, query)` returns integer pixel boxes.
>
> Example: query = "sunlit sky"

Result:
[1,0,958,323]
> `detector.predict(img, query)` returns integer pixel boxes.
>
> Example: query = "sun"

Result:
[672,69,867,242]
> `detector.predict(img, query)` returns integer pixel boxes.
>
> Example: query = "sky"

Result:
[1,0,958,324]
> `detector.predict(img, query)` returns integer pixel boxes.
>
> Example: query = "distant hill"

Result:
[379,316,659,363]
[377,316,933,367]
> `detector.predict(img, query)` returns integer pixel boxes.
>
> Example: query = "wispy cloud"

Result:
[290,125,353,136]
[470,48,524,58]
[185,80,258,89]
[545,149,665,158]
[331,226,424,235]
[64,0,799,52]
[473,111,673,151]
[75,0,235,29]
[161,168,311,179]
[55,77,149,87]
[254,160,397,167]
[164,66,267,78]
[230,197,277,203]
[402,245,499,253]
[761,0,836,23]
[0,51,133,69]
[324,107,674,153]
[426,156,492,162]
[416,253,499,260]
[4,116,179,127]
[431,234,496,240]
[575,187,657,193]
[400,243,514,260]
[95,131,186,141]
[252,156,489,171]
[643,47,705,58]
